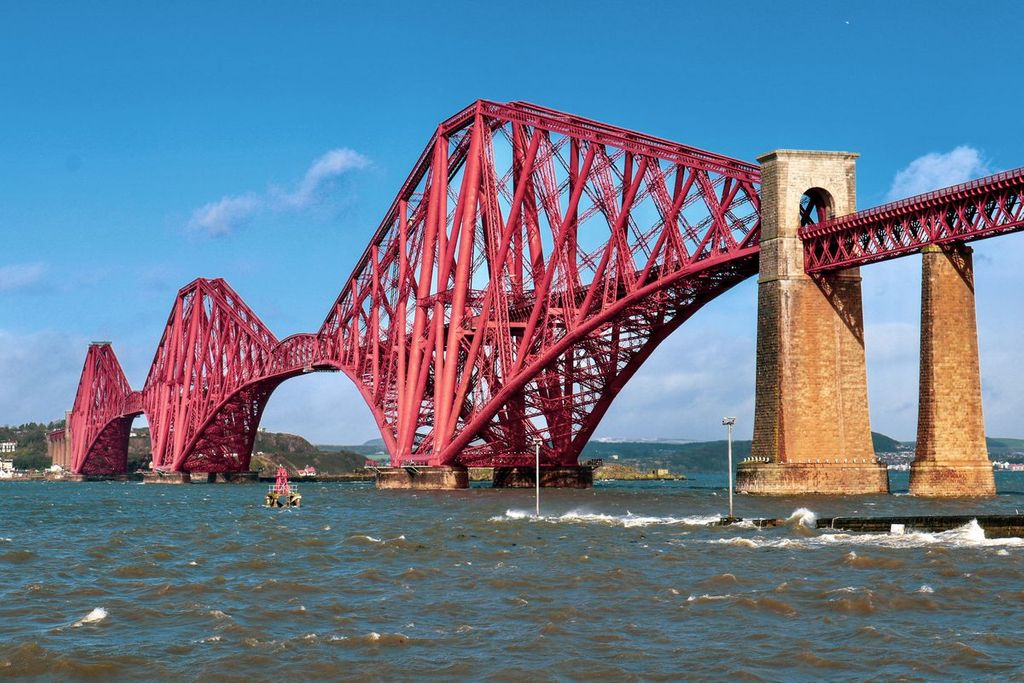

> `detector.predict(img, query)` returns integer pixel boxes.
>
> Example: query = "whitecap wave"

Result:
[72,607,107,627]
[706,520,1024,549]
[785,507,817,528]
[350,534,383,543]
[490,509,722,527]
[814,519,1022,548]
[687,593,734,602]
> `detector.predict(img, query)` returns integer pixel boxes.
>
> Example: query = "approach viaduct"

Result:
[49,101,1024,495]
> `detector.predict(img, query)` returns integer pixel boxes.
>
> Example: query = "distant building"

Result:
[0,442,16,453]
[297,466,316,477]
[0,459,13,477]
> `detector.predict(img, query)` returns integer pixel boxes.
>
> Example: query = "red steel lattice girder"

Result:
[67,100,765,473]
[318,100,762,468]
[141,277,280,473]
[802,166,1024,273]
[67,125,1024,475]
[68,343,139,475]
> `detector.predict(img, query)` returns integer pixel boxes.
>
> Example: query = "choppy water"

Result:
[4,472,1024,681]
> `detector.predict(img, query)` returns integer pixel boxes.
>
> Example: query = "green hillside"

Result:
[0,420,64,469]
[871,432,903,453]
[580,431,906,472]
[986,437,1024,455]
[581,439,751,472]
[0,422,366,473]
[251,430,366,473]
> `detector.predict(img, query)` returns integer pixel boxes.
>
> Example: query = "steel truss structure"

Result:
[68,343,139,475]
[67,101,1024,476]
[319,101,762,468]
[66,100,762,473]
[802,167,1024,272]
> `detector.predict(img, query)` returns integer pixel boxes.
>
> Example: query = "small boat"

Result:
[265,467,302,508]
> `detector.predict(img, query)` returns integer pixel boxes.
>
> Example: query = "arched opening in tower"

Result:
[800,187,834,227]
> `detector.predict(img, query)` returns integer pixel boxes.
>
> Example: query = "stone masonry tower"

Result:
[910,244,995,495]
[736,150,889,494]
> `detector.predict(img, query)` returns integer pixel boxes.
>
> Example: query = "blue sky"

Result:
[3,1,1024,443]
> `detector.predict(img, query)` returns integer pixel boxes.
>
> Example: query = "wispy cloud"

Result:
[272,148,370,209]
[187,148,370,236]
[886,146,990,201]
[188,194,263,237]
[0,263,46,292]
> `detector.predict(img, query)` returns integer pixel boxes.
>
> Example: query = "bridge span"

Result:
[49,101,1024,495]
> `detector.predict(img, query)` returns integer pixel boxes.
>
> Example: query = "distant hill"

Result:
[986,437,1024,456]
[871,432,903,453]
[582,439,751,472]
[318,443,388,458]
[315,431,910,473]
[133,427,367,474]
[582,431,906,472]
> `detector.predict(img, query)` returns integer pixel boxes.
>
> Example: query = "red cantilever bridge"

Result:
[58,100,1024,477]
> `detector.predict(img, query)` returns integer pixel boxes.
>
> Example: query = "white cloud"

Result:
[188,194,263,236]
[887,146,990,201]
[0,263,46,292]
[274,148,370,209]
[187,147,369,237]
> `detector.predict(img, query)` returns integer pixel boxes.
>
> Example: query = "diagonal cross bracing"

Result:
[801,167,1024,273]
[67,100,764,473]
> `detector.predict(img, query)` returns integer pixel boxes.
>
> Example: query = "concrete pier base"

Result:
[736,461,889,495]
[64,474,129,482]
[909,461,995,497]
[492,466,594,489]
[142,471,191,484]
[374,466,469,490]
[217,471,260,484]
[190,471,260,484]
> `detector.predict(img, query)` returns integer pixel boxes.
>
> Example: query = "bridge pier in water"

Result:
[910,244,995,496]
[375,466,470,490]
[373,464,595,489]
[142,471,192,484]
[738,150,888,495]
[491,466,594,489]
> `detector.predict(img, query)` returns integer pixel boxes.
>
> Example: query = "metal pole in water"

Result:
[534,438,541,517]
[722,417,736,519]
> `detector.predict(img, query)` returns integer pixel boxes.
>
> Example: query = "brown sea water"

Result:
[3,472,1024,681]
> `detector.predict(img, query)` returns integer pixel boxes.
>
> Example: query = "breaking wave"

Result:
[709,519,1024,549]
[72,607,108,628]
[491,509,724,527]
